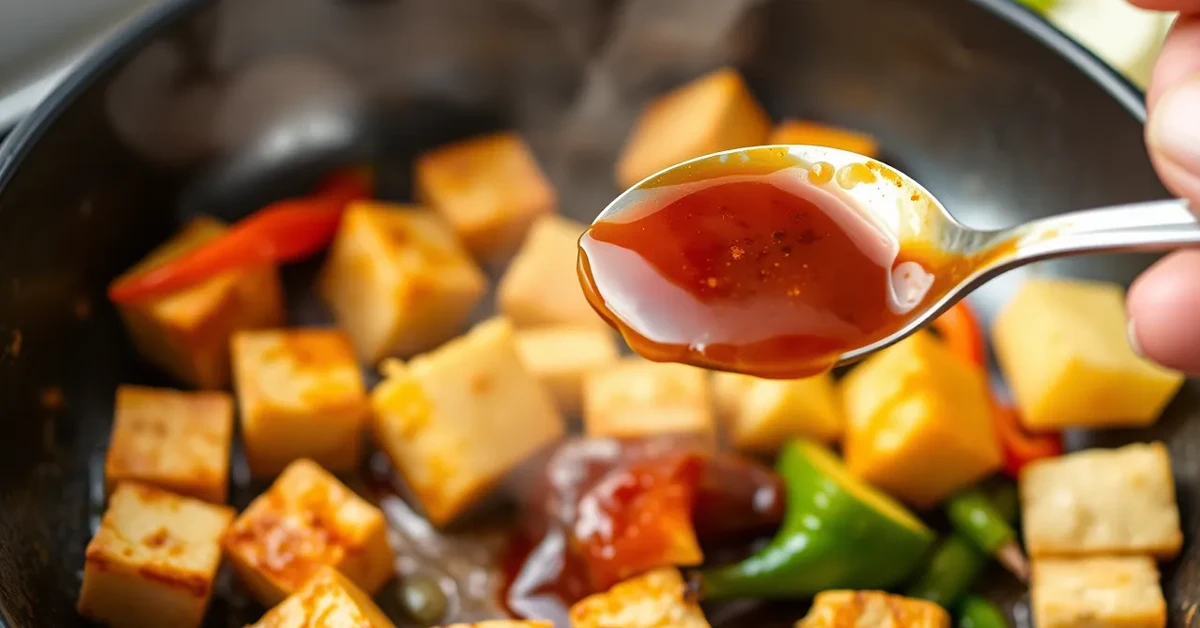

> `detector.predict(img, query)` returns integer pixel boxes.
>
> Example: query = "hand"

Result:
[1124,2,1200,373]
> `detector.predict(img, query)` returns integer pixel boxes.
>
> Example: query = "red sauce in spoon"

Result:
[578,150,963,378]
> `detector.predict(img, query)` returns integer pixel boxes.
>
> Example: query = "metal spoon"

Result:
[593,144,1200,367]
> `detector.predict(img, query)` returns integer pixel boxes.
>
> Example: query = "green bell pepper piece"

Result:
[958,595,1009,628]
[701,440,934,599]
[946,489,1015,554]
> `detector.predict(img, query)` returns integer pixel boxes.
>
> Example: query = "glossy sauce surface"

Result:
[579,153,953,378]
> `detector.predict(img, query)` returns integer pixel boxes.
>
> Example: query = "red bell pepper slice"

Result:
[931,300,987,367]
[993,401,1062,478]
[107,167,371,303]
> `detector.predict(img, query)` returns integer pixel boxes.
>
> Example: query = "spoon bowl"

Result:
[587,144,1200,371]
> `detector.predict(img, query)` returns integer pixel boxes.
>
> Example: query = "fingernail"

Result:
[1127,318,1145,358]
[1149,77,1200,172]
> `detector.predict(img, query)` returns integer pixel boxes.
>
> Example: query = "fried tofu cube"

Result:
[1031,556,1166,628]
[439,623,552,628]
[115,216,285,389]
[231,328,369,477]
[767,120,879,158]
[104,385,233,503]
[993,278,1184,430]
[223,459,393,607]
[415,132,556,261]
[249,566,397,628]
[841,333,1002,508]
[569,567,710,628]
[582,359,714,440]
[318,201,487,362]
[372,317,565,525]
[497,214,604,329]
[797,591,950,628]
[712,372,843,454]
[515,326,621,414]
[77,482,234,628]
[615,67,770,189]
[1020,442,1181,559]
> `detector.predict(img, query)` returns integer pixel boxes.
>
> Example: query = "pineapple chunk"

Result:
[767,120,879,158]
[1020,442,1181,559]
[515,325,621,414]
[798,591,949,628]
[223,459,393,607]
[569,568,710,628]
[318,201,487,362]
[115,216,284,389]
[615,67,770,188]
[249,566,397,628]
[231,328,369,477]
[372,317,565,524]
[712,372,843,453]
[1031,556,1166,628]
[497,214,605,328]
[77,483,234,628]
[841,332,1001,508]
[415,132,556,261]
[992,277,1184,430]
[104,385,233,503]
[582,359,714,440]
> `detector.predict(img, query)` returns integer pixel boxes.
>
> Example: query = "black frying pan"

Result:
[0,0,1195,626]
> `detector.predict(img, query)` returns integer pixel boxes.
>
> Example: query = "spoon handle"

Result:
[999,198,1200,263]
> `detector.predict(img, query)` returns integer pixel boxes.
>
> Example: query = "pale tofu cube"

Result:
[615,67,770,189]
[515,326,621,414]
[77,482,234,628]
[583,359,714,440]
[104,385,233,503]
[1031,556,1166,628]
[841,333,1001,508]
[372,317,565,525]
[231,328,369,477]
[497,214,604,328]
[568,567,710,628]
[712,372,843,454]
[993,278,1184,430]
[415,132,556,261]
[249,566,397,628]
[115,216,285,389]
[798,591,950,628]
[318,201,487,362]
[223,459,393,607]
[767,120,879,158]
[1020,442,1181,559]
[439,623,553,628]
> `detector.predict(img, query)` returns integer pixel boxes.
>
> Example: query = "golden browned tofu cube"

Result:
[767,120,879,158]
[1031,556,1166,628]
[582,359,714,440]
[615,67,770,189]
[841,333,1001,508]
[77,482,234,628]
[318,201,487,362]
[372,317,565,525]
[712,372,843,454]
[569,567,710,628]
[515,325,621,414]
[104,385,233,503]
[1020,442,1181,559]
[497,214,604,328]
[249,566,397,628]
[115,216,285,389]
[993,278,1184,430]
[798,591,950,628]
[223,459,393,607]
[415,132,556,261]
[231,328,369,477]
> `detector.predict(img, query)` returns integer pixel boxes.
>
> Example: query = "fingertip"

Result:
[1127,249,1200,374]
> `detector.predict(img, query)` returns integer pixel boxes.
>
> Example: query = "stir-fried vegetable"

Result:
[108,167,371,303]
[702,440,933,599]
[992,401,1062,477]
[958,595,1008,628]
[931,301,987,368]
[398,573,448,625]
[946,489,1029,582]
[904,534,988,608]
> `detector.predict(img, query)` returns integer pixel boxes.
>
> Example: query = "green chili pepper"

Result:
[904,533,987,608]
[984,481,1019,525]
[958,595,1009,628]
[946,488,1029,582]
[700,440,934,599]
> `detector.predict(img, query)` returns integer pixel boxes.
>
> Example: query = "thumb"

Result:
[1146,74,1200,201]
